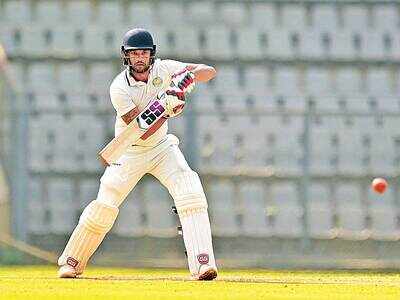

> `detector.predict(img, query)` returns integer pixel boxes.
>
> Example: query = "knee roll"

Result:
[166,171,208,215]
[79,200,119,234]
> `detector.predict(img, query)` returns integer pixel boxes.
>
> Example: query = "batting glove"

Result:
[172,69,195,94]
[163,86,186,118]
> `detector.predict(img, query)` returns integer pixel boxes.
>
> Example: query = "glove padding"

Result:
[163,86,186,118]
[171,70,195,94]
[163,69,196,118]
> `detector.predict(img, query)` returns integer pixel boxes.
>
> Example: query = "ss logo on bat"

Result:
[138,100,165,128]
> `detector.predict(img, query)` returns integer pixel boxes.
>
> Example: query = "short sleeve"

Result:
[163,59,188,77]
[109,87,136,117]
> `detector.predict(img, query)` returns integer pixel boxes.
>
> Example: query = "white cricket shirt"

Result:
[109,59,187,148]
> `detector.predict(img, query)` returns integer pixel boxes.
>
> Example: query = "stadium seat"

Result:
[201,27,235,60]
[69,92,92,111]
[366,67,392,96]
[187,2,216,25]
[29,114,63,172]
[243,66,269,93]
[377,97,399,112]
[169,27,201,59]
[156,2,185,26]
[87,62,115,92]
[7,62,25,88]
[128,2,156,28]
[79,180,99,209]
[28,91,59,110]
[337,128,365,174]
[342,96,371,113]
[250,3,276,29]
[343,5,370,31]
[310,126,337,175]
[212,65,240,93]
[20,26,51,57]
[198,131,217,167]
[97,1,124,26]
[372,5,399,30]
[316,98,342,113]
[312,4,338,30]
[35,0,64,25]
[82,27,118,58]
[360,31,385,60]
[57,63,86,93]
[383,31,400,60]
[142,179,176,237]
[192,88,215,111]
[2,0,32,25]
[240,182,272,237]
[52,26,82,58]
[26,63,57,92]
[300,29,326,59]
[273,66,300,96]
[282,4,308,29]
[50,116,80,172]
[245,123,272,168]
[66,0,92,24]
[228,116,257,165]
[368,127,396,174]
[330,31,355,60]
[113,187,145,236]
[219,2,248,27]
[283,96,306,111]
[168,115,185,140]
[70,115,105,172]
[267,29,293,59]
[0,26,20,55]
[28,178,49,234]
[336,184,366,238]
[334,67,363,95]
[270,182,303,238]
[305,67,333,96]
[368,187,400,240]
[47,178,76,234]
[236,27,266,60]
[207,180,239,236]
[265,115,303,174]
[308,183,334,238]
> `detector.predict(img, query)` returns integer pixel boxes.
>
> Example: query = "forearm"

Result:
[187,64,216,83]
[121,107,140,125]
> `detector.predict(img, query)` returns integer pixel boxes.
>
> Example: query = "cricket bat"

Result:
[98,69,194,166]
[98,92,168,166]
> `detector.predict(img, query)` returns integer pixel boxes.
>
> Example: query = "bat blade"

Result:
[98,120,144,166]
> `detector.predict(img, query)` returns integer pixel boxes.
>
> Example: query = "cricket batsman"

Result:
[57,28,218,280]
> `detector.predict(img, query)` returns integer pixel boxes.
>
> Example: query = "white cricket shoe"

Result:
[194,265,218,281]
[58,265,77,278]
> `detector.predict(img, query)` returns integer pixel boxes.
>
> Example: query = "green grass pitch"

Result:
[1,266,400,300]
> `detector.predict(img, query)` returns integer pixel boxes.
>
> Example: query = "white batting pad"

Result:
[58,200,119,274]
[165,171,216,276]
[179,207,217,276]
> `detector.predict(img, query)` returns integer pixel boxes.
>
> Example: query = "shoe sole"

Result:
[58,272,77,278]
[58,267,77,279]
[198,269,217,281]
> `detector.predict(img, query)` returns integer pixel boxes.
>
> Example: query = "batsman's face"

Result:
[128,49,151,73]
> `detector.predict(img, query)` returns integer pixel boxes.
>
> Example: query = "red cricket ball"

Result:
[372,178,388,194]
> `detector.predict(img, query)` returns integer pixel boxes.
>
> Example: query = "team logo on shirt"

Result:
[152,77,163,87]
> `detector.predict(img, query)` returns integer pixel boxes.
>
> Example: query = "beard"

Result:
[132,62,150,73]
